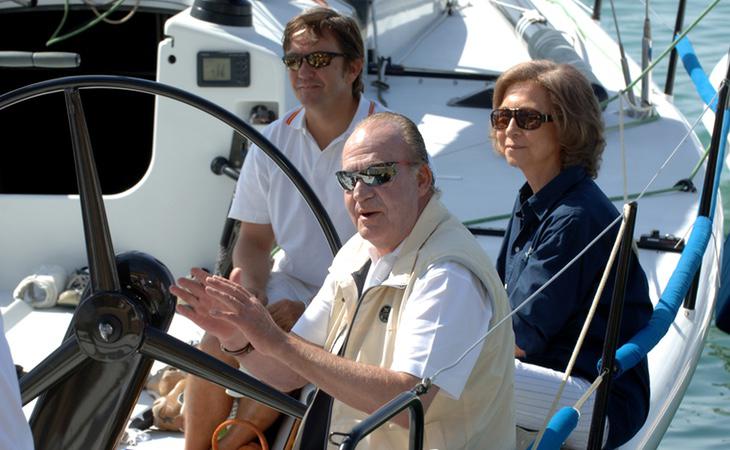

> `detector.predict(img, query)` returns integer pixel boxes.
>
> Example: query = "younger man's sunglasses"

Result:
[282,51,345,71]
[490,107,554,131]
[335,161,418,191]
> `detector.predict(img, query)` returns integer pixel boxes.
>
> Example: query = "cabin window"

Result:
[0,9,172,195]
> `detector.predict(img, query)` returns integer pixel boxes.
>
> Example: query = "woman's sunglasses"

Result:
[490,108,554,130]
[335,161,418,191]
[281,51,345,71]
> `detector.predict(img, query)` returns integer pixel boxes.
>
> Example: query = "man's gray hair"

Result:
[357,112,436,190]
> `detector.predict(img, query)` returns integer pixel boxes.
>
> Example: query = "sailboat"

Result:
[1,0,728,448]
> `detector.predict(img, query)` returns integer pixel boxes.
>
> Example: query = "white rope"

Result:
[515,10,546,38]
[575,372,606,411]
[533,208,628,449]
[529,369,607,450]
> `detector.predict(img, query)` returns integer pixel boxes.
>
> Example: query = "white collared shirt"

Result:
[229,97,384,298]
[292,243,493,399]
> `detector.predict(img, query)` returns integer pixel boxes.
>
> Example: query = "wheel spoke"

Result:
[19,337,87,405]
[64,88,119,293]
[141,327,307,418]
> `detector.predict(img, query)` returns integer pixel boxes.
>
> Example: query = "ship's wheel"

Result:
[0,75,341,450]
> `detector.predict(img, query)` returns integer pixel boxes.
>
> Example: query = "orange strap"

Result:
[211,418,269,450]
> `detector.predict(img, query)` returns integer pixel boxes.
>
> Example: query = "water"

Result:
[581,0,730,448]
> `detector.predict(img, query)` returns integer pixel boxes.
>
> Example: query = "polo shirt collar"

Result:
[518,166,588,222]
[291,95,369,145]
[287,105,306,130]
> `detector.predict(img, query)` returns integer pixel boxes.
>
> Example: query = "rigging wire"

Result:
[637,0,675,34]
[634,89,720,202]
[619,93,628,202]
[428,212,623,384]
[600,0,722,107]
[608,0,638,106]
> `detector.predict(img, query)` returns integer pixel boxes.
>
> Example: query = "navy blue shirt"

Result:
[497,166,652,448]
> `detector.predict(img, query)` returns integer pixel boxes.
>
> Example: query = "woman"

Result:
[491,60,653,449]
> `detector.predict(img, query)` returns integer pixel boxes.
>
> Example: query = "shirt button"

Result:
[515,246,521,252]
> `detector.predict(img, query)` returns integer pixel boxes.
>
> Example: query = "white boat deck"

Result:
[0,0,723,448]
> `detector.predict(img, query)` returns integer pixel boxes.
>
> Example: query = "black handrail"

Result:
[586,202,638,450]
[684,52,730,310]
[664,0,688,96]
[335,387,425,450]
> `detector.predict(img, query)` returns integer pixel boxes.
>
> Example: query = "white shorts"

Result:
[515,359,608,449]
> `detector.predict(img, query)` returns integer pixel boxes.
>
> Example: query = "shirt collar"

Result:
[366,240,403,268]
[363,240,404,291]
[289,94,370,135]
[286,106,306,130]
[518,166,588,222]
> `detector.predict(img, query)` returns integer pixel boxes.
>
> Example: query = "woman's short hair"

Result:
[490,60,606,178]
[283,8,364,98]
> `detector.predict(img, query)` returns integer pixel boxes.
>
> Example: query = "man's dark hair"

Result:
[283,8,365,98]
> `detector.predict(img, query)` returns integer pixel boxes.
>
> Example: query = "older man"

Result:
[179,8,385,449]
[176,112,515,449]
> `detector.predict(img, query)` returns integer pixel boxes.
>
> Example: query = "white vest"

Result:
[303,197,516,450]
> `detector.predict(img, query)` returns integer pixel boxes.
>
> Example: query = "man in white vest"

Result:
[176,112,515,449]
[176,8,385,449]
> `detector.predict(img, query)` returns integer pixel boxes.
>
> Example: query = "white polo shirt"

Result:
[292,243,493,399]
[229,96,384,302]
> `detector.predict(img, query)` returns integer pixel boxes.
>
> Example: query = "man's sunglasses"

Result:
[490,108,554,131]
[282,51,345,71]
[335,161,418,191]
